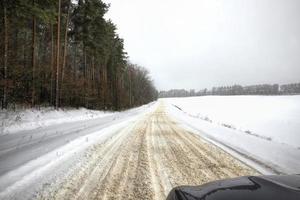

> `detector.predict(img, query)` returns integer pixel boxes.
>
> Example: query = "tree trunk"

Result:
[83,47,87,107]
[92,54,95,94]
[102,63,107,107]
[31,13,36,107]
[73,43,77,80]
[102,57,109,108]
[55,0,61,109]
[2,5,8,109]
[50,23,55,105]
[60,2,70,105]
[129,68,132,107]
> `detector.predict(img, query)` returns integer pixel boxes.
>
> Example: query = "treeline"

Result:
[0,0,157,110]
[159,89,195,98]
[159,83,300,98]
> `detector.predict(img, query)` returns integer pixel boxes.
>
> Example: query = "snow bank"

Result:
[163,96,300,174]
[0,108,113,134]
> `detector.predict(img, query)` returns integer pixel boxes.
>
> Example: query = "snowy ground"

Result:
[0,107,113,134]
[1,96,299,199]
[163,96,300,174]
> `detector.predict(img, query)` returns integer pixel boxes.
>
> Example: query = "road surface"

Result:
[0,106,151,176]
[35,103,257,200]
[0,105,153,199]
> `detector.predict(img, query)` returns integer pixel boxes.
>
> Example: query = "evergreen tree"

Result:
[0,0,157,110]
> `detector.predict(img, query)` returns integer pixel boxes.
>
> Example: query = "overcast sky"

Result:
[103,0,300,90]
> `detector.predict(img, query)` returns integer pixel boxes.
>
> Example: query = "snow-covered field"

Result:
[163,96,300,174]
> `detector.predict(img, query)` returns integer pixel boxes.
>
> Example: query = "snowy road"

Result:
[0,107,145,176]
[0,104,155,199]
[1,98,298,199]
[35,102,256,200]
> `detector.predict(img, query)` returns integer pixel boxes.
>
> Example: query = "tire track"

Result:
[37,103,258,200]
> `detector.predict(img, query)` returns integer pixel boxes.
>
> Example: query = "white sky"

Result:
[103,0,300,90]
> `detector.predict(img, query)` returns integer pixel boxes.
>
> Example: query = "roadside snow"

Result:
[0,108,113,134]
[163,96,300,174]
[163,96,300,148]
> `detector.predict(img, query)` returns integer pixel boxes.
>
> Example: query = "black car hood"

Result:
[166,175,300,200]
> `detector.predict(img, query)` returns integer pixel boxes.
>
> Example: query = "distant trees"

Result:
[210,84,279,96]
[159,83,300,98]
[280,83,300,95]
[159,89,190,98]
[0,0,157,110]
[123,63,157,107]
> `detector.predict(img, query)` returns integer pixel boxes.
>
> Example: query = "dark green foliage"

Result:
[0,0,157,110]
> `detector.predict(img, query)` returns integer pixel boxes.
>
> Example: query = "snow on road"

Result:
[1,96,298,199]
[0,103,157,200]
[163,96,300,174]
[36,103,256,200]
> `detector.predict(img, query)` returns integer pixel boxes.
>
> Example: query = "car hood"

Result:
[166,175,300,200]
